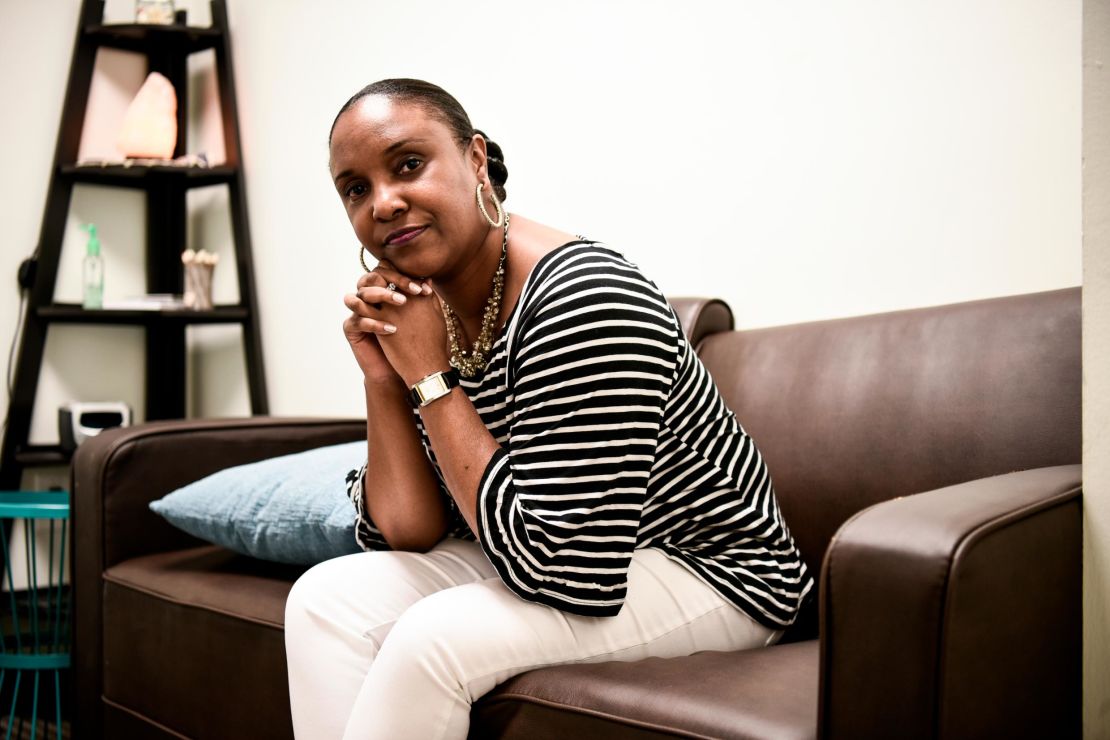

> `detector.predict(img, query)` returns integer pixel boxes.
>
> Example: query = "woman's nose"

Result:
[372,185,406,222]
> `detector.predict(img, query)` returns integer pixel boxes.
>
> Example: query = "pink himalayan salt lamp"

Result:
[116,72,178,159]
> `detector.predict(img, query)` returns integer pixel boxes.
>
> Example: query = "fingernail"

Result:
[408,282,422,294]
[422,284,433,295]
[383,323,397,334]
[392,292,407,304]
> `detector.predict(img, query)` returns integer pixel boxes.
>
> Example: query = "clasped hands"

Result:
[343,259,450,388]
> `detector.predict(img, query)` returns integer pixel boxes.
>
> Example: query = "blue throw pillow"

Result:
[149,441,365,565]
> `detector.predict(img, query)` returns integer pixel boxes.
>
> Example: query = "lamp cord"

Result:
[2,286,29,438]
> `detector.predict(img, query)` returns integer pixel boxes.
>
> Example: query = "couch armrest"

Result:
[818,465,1081,739]
[71,416,364,739]
[667,297,734,348]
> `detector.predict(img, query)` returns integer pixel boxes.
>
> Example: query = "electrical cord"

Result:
[6,293,26,397]
[2,259,34,438]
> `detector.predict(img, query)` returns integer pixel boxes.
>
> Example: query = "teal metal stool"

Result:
[0,492,70,740]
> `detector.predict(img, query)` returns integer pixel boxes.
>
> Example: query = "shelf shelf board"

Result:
[37,304,249,325]
[60,164,235,189]
[85,23,221,53]
[13,446,70,467]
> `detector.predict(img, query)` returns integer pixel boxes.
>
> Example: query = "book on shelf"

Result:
[100,294,186,311]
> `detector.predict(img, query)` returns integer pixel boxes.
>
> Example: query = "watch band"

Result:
[410,368,461,407]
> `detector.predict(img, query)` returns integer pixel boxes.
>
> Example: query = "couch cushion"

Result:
[149,440,365,565]
[102,546,302,739]
[105,547,816,740]
[472,640,818,740]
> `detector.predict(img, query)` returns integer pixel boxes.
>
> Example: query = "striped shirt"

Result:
[346,241,813,628]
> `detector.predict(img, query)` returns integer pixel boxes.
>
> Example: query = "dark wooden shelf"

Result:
[13,446,70,467]
[3,0,268,497]
[60,164,235,188]
[38,304,249,325]
[85,23,221,54]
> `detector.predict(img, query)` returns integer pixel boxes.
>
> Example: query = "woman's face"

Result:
[330,95,489,280]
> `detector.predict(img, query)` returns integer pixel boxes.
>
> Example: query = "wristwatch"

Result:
[410,368,461,407]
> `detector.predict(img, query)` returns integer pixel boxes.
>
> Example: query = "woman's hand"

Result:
[342,260,448,386]
[342,266,424,383]
[373,261,452,386]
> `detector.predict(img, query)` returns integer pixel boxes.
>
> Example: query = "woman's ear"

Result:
[468,133,488,180]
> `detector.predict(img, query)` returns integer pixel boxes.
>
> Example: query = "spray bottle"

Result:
[82,223,103,309]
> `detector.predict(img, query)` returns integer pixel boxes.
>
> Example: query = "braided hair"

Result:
[330,79,509,201]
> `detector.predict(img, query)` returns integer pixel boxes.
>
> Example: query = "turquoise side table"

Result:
[0,492,70,740]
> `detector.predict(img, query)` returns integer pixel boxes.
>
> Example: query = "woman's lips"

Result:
[384,226,427,246]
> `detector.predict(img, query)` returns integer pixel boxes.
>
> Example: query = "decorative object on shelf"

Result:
[75,153,210,169]
[135,0,175,24]
[182,248,218,310]
[116,72,177,159]
[81,223,103,309]
[58,402,132,453]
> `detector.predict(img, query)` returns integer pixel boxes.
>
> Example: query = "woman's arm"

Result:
[408,385,498,535]
[344,270,450,552]
[360,374,451,551]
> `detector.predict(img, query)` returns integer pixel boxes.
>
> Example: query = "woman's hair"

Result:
[330,78,508,201]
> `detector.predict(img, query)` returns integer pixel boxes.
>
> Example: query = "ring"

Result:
[386,282,397,292]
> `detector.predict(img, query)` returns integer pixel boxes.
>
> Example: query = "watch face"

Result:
[414,372,452,406]
[418,374,450,400]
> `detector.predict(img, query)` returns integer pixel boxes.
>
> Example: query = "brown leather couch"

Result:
[71,287,1082,739]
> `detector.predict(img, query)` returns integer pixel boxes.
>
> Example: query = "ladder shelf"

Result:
[0,0,268,492]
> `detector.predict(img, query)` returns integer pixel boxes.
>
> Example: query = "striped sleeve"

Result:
[345,463,390,551]
[475,250,678,616]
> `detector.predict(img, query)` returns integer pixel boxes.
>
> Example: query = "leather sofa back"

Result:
[695,287,1081,635]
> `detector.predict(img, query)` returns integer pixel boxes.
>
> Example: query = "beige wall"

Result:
[0,0,1082,439]
[1084,0,1110,735]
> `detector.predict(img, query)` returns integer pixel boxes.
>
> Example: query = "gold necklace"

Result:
[442,214,509,378]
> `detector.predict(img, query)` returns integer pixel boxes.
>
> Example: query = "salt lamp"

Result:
[116,72,177,159]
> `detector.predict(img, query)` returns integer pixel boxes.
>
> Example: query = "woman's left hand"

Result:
[368,260,451,386]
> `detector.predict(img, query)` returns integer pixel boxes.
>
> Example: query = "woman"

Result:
[285,78,813,740]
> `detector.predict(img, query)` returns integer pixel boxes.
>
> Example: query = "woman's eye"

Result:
[400,157,423,173]
[345,182,366,199]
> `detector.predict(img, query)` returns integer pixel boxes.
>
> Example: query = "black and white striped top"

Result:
[346,241,813,628]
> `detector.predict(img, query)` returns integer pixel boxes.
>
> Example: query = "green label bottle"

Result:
[82,223,103,309]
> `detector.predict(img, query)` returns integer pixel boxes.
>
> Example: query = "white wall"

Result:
[0,0,1081,441]
[1084,0,1110,735]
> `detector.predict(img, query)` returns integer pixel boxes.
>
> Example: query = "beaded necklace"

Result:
[441,214,509,377]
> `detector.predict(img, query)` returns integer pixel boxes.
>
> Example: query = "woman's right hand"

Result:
[342,267,427,383]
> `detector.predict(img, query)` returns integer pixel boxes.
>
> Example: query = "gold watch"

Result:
[410,368,461,407]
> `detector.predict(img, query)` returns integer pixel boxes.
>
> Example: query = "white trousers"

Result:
[285,538,779,740]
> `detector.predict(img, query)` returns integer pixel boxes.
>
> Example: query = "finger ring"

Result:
[386,282,397,292]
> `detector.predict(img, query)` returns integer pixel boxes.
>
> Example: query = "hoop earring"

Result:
[476,183,504,228]
[360,245,371,272]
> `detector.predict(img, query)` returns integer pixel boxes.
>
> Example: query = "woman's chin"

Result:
[383,250,439,280]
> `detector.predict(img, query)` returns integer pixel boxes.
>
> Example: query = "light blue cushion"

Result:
[149,441,365,565]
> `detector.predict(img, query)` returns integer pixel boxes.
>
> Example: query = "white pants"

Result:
[285,539,779,740]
